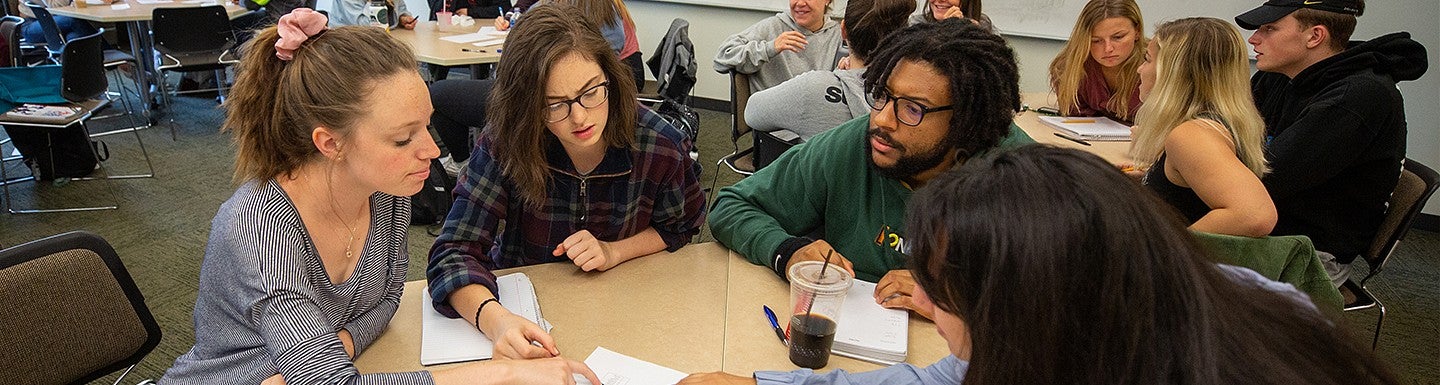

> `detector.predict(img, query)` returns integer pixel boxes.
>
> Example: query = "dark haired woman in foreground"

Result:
[681,145,1396,385]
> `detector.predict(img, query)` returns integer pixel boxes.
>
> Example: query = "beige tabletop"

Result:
[48,0,247,23]
[1016,92,1134,164]
[389,21,502,67]
[720,257,952,374]
[353,242,953,377]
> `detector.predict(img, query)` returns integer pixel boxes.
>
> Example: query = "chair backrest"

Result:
[730,72,752,145]
[1362,159,1440,276]
[646,18,696,103]
[60,28,106,102]
[0,15,21,66]
[0,231,162,385]
[151,5,236,55]
[1193,232,1344,314]
[20,1,63,54]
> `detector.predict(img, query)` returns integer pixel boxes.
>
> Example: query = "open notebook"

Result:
[1038,116,1132,141]
[831,280,909,365]
[420,273,553,365]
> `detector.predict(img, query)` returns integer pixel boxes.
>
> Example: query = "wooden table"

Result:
[353,242,951,376]
[49,0,249,112]
[388,21,502,67]
[1015,92,1134,164]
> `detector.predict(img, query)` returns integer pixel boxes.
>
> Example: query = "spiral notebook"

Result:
[420,273,553,365]
[1038,116,1132,141]
[831,280,909,365]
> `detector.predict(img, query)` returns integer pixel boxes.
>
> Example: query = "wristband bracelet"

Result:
[474,297,499,331]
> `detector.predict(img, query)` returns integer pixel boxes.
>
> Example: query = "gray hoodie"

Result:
[745,68,868,140]
[713,12,844,93]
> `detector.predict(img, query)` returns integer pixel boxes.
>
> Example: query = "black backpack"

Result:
[2,124,103,181]
[410,158,456,233]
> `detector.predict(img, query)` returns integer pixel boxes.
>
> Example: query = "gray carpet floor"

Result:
[1,84,1436,384]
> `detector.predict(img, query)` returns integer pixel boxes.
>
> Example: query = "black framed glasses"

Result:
[865,88,954,126]
[544,81,610,123]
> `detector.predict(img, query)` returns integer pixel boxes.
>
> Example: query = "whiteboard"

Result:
[988,0,1259,40]
[638,0,849,18]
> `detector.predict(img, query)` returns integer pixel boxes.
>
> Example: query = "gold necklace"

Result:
[324,168,361,261]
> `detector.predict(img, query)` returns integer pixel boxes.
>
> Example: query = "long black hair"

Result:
[905,145,1398,385]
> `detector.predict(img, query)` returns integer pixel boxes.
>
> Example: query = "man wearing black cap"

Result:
[1236,0,1428,288]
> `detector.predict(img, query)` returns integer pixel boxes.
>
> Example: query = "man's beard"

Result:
[865,128,954,181]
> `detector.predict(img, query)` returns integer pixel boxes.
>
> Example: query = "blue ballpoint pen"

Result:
[762,305,788,346]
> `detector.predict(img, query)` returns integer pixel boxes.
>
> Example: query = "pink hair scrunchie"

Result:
[275,8,329,61]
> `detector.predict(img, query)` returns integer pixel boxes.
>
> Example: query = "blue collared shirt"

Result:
[755,355,967,385]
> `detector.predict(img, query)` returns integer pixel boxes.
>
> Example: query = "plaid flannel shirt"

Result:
[426,106,704,317]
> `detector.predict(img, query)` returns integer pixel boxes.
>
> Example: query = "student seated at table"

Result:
[1047,0,1144,123]
[428,3,704,359]
[709,19,1033,320]
[329,0,417,29]
[159,10,600,385]
[714,0,844,92]
[679,145,1399,385]
[1235,0,1427,287]
[1129,17,1276,237]
[433,0,644,174]
[745,0,915,140]
[907,0,991,32]
[15,0,102,47]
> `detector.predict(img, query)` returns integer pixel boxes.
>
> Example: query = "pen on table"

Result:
[462,48,486,53]
[762,305,788,346]
[1061,118,1097,124]
[1054,133,1091,146]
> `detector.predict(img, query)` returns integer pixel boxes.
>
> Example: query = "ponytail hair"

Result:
[224,25,416,183]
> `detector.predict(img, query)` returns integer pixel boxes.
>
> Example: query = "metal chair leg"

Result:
[1371,297,1386,350]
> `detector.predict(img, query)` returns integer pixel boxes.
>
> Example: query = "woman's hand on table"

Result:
[677,372,757,385]
[481,307,559,359]
[399,14,417,29]
[435,357,602,385]
[555,230,618,272]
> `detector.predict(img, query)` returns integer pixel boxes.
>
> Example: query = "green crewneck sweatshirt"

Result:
[710,115,1035,282]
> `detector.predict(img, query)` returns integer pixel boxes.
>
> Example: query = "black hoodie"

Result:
[1252,32,1429,262]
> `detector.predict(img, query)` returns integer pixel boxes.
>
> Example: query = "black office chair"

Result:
[1343,159,1440,349]
[0,231,162,384]
[151,5,239,104]
[0,29,155,214]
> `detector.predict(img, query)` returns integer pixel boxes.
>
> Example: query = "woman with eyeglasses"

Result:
[426,3,705,361]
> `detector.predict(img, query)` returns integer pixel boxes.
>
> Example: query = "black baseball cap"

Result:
[1235,0,1364,30]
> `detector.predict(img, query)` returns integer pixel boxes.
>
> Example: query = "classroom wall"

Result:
[626,0,1440,216]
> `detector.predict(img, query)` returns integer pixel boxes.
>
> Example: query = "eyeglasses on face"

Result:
[544,81,610,123]
[865,87,954,126]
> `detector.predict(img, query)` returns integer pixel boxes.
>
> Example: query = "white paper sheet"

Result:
[469,37,505,47]
[830,280,908,365]
[133,0,172,4]
[478,26,507,36]
[109,3,131,9]
[579,347,687,385]
[438,32,490,43]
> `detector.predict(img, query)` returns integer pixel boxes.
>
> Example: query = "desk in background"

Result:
[353,242,952,376]
[49,0,249,112]
[1015,92,1134,164]
[389,21,501,79]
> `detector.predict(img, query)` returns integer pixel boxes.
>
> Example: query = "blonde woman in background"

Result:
[1131,17,1276,237]
[1048,0,1144,123]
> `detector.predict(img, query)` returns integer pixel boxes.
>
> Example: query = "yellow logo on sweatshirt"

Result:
[874,225,908,254]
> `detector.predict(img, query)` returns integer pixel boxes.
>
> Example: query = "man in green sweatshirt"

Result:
[709,19,1033,319]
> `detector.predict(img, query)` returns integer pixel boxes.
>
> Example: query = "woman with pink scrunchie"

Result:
[157,9,602,385]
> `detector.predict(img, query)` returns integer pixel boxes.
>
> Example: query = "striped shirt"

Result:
[161,180,432,384]
[427,106,705,317]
